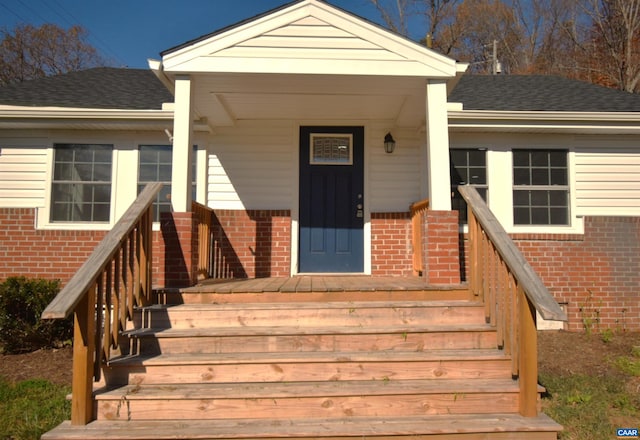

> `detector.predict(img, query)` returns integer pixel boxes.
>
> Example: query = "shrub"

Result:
[0,277,72,353]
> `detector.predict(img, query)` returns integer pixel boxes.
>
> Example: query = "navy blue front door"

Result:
[299,126,364,273]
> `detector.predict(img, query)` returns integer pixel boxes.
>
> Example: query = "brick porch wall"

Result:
[211,209,291,278]
[370,213,413,276]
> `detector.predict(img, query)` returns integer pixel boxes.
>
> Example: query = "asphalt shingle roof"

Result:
[0,67,173,110]
[449,74,640,112]
[1,68,640,113]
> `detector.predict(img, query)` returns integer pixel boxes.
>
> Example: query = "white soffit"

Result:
[161,0,458,78]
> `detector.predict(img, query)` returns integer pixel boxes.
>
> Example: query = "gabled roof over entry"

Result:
[158,0,461,78]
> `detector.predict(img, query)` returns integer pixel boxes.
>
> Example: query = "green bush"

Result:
[0,277,72,354]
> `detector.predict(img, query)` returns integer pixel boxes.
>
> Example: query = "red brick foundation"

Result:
[0,208,107,282]
[511,217,640,332]
[0,208,190,289]
[2,207,637,331]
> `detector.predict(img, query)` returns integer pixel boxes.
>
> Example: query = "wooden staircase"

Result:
[41,185,566,440]
[43,285,562,440]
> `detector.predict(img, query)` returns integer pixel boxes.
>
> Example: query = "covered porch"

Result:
[149,0,467,280]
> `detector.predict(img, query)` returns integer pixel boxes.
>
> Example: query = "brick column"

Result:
[160,211,197,288]
[423,210,461,285]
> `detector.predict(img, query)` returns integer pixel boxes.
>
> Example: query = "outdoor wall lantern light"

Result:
[384,132,396,154]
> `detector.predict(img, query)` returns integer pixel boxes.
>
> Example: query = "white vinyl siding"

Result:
[0,145,48,208]
[0,131,205,230]
[205,123,423,213]
[368,128,422,212]
[225,17,405,62]
[575,144,640,216]
[207,122,294,210]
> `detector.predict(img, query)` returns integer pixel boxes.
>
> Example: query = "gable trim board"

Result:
[159,0,460,78]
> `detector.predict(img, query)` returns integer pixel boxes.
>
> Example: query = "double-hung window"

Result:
[138,145,197,222]
[450,149,487,224]
[50,144,113,222]
[513,149,569,225]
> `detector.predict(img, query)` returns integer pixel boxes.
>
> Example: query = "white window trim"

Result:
[36,134,204,231]
[463,147,585,236]
[503,148,584,235]
[37,143,117,231]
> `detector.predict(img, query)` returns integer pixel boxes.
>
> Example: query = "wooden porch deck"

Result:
[171,276,471,303]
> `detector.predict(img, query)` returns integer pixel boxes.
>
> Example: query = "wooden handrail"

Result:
[41,182,162,425]
[409,198,429,276]
[458,185,566,417]
[458,186,566,321]
[42,182,162,319]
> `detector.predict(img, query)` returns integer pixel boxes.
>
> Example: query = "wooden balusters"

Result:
[193,201,214,280]
[458,185,566,417]
[42,183,162,425]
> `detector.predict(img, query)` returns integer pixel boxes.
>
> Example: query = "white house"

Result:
[1,0,639,329]
[5,1,640,438]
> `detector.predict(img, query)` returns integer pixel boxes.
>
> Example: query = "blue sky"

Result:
[0,0,388,68]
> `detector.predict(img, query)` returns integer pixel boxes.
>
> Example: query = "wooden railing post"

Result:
[71,283,96,425]
[409,199,429,276]
[518,286,538,417]
[193,201,216,281]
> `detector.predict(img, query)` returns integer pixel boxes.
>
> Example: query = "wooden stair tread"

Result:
[43,414,562,439]
[125,323,495,338]
[95,378,520,400]
[140,300,484,311]
[107,349,509,367]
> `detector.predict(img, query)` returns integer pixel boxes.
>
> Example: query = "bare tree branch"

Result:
[0,24,105,86]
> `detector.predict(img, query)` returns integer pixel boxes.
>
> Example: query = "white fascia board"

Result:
[0,105,174,120]
[148,58,175,95]
[165,58,454,78]
[161,0,458,78]
[0,106,176,131]
[448,110,640,133]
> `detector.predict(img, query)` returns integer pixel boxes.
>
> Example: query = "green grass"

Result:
[0,378,70,440]
[540,348,640,440]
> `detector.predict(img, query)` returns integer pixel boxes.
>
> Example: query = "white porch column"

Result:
[171,75,194,212]
[425,79,452,210]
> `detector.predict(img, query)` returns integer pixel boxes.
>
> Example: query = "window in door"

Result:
[310,134,353,165]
